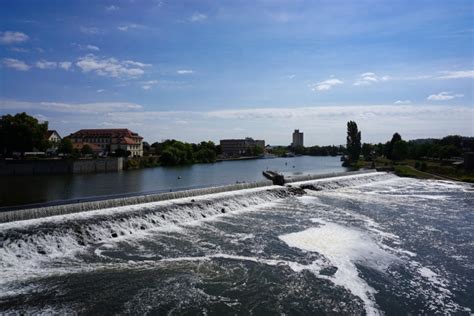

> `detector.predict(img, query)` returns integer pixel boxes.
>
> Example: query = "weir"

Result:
[0,170,382,224]
[0,171,395,272]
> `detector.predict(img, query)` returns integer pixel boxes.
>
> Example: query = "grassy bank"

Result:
[352,157,474,183]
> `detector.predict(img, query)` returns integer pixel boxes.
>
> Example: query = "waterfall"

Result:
[0,171,390,224]
[288,171,394,190]
[0,171,391,224]
[0,180,273,223]
[0,171,396,274]
[0,186,289,271]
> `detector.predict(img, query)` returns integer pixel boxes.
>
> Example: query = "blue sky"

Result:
[0,0,473,145]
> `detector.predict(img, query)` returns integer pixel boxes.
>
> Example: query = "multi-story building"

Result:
[292,129,304,147]
[220,137,265,157]
[67,129,144,157]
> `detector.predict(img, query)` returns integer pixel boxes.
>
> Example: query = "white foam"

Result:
[279,220,398,316]
[0,185,283,230]
[158,253,325,274]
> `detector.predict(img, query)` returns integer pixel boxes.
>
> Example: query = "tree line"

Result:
[344,120,473,165]
[146,139,218,166]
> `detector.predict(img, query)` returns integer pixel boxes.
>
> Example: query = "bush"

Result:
[125,158,139,169]
[420,162,427,171]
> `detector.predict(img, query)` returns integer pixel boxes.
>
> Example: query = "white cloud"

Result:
[59,61,72,70]
[2,101,472,145]
[427,92,464,101]
[394,100,411,104]
[176,69,194,74]
[72,43,100,51]
[2,58,30,71]
[10,47,29,53]
[399,70,474,81]
[76,54,149,78]
[79,26,101,34]
[105,5,119,11]
[117,24,144,31]
[437,70,474,79]
[124,60,151,68]
[0,31,29,45]
[96,89,105,93]
[36,60,57,69]
[141,80,159,90]
[354,72,390,86]
[190,13,207,22]
[33,113,48,122]
[35,60,72,70]
[107,105,474,144]
[86,44,100,51]
[311,78,343,91]
[0,100,143,114]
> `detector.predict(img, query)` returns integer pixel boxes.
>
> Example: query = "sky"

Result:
[0,0,473,146]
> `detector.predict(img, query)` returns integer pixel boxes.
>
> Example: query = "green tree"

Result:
[291,145,305,155]
[58,138,73,155]
[346,121,361,162]
[386,133,402,159]
[361,143,373,160]
[0,112,49,157]
[81,144,93,156]
[142,141,151,156]
[391,140,408,161]
[438,145,461,159]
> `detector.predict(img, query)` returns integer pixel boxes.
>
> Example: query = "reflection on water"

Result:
[0,156,346,207]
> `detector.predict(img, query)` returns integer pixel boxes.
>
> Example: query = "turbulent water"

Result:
[0,172,472,315]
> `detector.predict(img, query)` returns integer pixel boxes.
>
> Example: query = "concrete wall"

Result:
[0,158,123,175]
[71,158,123,174]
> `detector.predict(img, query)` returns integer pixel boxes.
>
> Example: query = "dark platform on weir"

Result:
[262,170,286,185]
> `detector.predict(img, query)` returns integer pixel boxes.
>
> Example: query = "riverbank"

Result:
[216,156,261,162]
[0,158,123,175]
[351,158,474,183]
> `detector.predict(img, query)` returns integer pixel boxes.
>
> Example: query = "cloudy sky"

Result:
[0,0,473,145]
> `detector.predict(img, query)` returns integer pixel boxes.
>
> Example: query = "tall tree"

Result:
[391,140,408,160]
[386,133,402,159]
[346,121,361,162]
[0,112,49,157]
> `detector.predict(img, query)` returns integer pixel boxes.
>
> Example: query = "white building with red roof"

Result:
[67,129,144,157]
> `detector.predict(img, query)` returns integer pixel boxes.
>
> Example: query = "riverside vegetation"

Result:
[341,121,474,183]
[2,113,473,181]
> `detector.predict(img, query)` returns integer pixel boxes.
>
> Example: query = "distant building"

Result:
[292,129,304,147]
[67,129,144,157]
[220,137,265,157]
[46,130,62,154]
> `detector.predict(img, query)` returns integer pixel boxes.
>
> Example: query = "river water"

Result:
[0,156,346,207]
[0,172,472,315]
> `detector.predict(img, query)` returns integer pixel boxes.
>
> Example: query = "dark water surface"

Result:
[0,156,346,207]
[0,173,472,315]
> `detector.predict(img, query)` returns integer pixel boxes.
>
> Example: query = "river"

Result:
[0,172,472,314]
[0,156,347,208]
